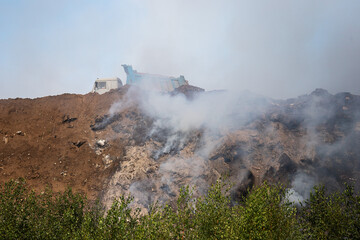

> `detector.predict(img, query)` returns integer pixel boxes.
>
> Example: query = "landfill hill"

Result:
[1,85,360,212]
[0,86,131,199]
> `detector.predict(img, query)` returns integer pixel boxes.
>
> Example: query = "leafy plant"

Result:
[299,184,360,239]
[1,178,359,239]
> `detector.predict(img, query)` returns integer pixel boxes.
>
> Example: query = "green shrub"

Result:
[1,178,360,239]
[192,181,238,239]
[0,179,89,239]
[238,183,300,240]
[299,184,360,239]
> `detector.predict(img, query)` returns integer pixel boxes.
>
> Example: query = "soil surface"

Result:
[0,87,130,199]
[1,86,360,211]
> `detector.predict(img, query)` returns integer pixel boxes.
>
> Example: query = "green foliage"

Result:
[0,178,88,239]
[192,181,239,239]
[239,183,300,239]
[299,184,360,239]
[102,195,140,239]
[1,178,360,239]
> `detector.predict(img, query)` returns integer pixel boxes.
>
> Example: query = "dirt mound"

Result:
[0,87,130,199]
[1,85,360,210]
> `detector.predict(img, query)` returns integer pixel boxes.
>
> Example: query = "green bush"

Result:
[0,178,359,239]
[299,184,360,239]
[239,183,300,240]
[0,178,89,239]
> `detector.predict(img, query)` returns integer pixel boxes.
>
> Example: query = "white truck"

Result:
[92,77,123,94]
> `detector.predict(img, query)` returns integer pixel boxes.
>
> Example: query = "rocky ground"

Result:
[1,85,359,212]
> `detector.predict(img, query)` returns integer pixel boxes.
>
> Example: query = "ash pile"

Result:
[95,86,360,213]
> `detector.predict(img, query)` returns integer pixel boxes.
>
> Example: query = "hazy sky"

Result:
[1,0,360,99]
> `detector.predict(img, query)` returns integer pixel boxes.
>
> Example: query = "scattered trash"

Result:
[16,131,25,136]
[102,154,113,169]
[96,139,107,147]
[72,141,86,148]
[62,115,77,124]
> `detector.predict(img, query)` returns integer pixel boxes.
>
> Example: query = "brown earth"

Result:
[1,85,360,211]
[0,86,131,199]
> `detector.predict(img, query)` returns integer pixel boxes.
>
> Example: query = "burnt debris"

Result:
[62,115,78,124]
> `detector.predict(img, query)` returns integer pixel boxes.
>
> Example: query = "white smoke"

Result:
[286,171,316,205]
[103,83,360,210]
[115,86,270,207]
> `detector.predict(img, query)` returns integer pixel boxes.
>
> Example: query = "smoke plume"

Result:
[102,83,360,210]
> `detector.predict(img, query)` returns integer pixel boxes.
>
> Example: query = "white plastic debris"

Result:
[96,139,106,147]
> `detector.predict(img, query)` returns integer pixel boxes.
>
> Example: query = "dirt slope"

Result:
[1,86,360,210]
[0,87,129,199]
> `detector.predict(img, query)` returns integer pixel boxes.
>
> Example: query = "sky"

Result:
[0,0,360,99]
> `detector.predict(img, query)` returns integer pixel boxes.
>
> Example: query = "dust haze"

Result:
[1,0,360,99]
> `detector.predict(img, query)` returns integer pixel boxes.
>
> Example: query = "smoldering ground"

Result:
[101,85,360,210]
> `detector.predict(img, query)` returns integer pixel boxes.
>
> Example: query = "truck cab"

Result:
[92,77,123,94]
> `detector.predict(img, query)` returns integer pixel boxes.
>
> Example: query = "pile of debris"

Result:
[1,85,360,213]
